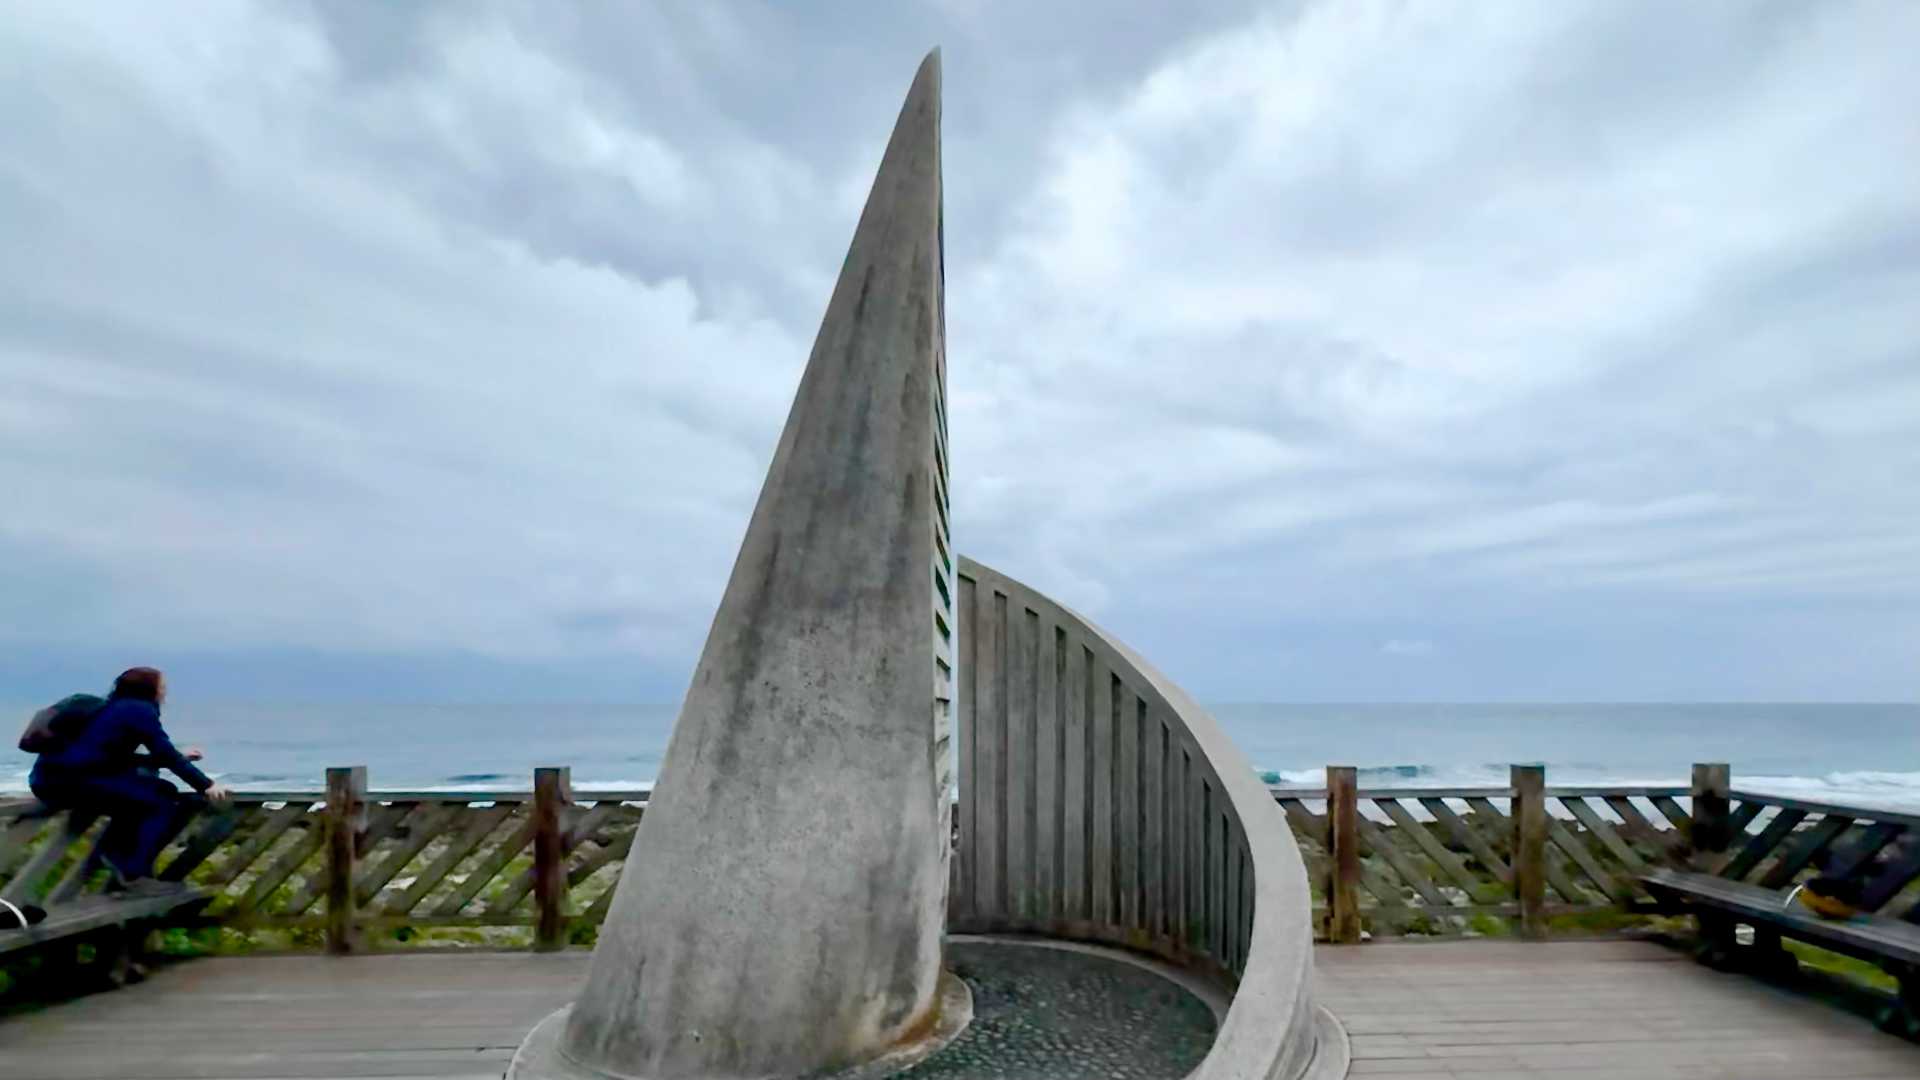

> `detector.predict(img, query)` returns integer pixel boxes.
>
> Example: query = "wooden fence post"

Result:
[1512,764,1547,940]
[1326,766,1362,944]
[325,766,368,955]
[1690,762,1731,869]
[534,766,573,951]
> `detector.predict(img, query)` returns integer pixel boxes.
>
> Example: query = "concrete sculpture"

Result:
[509,49,964,1080]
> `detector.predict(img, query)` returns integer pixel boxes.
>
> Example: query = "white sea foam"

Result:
[1740,771,1920,814]
[1259,764,1920,814]
[1262,763,1685,789]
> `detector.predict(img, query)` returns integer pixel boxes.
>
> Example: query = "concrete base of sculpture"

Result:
[1305,1004,1353,1080]
[506,970,973,1080]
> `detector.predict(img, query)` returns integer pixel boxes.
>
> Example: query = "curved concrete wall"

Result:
[950,557,1334,1079]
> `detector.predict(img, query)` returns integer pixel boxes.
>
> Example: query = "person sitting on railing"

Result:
[27,667,232,898]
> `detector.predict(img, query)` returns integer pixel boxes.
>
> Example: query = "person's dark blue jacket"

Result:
[32,697,212,792]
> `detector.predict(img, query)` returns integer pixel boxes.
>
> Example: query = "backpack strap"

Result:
[0,897,30,931]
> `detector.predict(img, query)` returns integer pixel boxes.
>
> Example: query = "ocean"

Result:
[4,701,1918,812]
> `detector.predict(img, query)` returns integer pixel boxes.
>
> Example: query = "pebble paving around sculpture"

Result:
[896,942,1217,1079]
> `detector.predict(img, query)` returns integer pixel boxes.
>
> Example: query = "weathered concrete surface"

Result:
[512,50,955,1080]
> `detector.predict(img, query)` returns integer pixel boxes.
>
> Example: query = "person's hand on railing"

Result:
[205,783,233,805]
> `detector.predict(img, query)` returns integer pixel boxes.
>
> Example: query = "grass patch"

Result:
[1784,940,1899,993]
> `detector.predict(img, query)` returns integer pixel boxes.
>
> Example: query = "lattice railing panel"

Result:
[1272,782,1698,938]
[15,768,1916,948]
[1712,792,1920,921]
[2,785,649,944]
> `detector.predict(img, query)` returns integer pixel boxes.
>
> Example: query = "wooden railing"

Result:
[1276,766,1708,941]
[9,763,1918,960]
[1709,788,1920,920]
[1279,764,1920,941]
[1,769,645,953]
[947,557,1330,1080]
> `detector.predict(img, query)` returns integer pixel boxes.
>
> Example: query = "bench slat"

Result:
[1644,868,1920,967]
[0,889,209,957]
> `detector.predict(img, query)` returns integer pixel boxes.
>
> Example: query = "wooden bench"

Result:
[1,800,210,990]
[1643,789,1920,1040]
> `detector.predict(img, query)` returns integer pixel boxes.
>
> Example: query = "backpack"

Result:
[17,694,104,754]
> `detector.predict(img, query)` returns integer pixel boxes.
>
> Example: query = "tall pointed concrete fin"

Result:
[530,50,957,1080]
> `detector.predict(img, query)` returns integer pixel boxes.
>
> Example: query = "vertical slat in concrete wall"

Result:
[1243,841,1255,970]
[973,589,1005,916]
[1178,764,1194,951]
[1213,807,1228,966]
[1169,744,1187,950]
[1061,640,1089,922]
[954,574,977,924]
[1089,665,1115,926]
[1225,818,1243,970]
[948,558,1327,1080]
[1142,705,1165,942]
[1033,617,1061,923]
[1200,794,1214,961]
[1116,681,1140,934]
[1244,841,1259,968]
[949,559,1301,985]
[1005,604,1033,922]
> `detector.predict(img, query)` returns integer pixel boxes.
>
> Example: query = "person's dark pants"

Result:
[30,771,191,880]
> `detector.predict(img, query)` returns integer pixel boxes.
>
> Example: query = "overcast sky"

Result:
[3,2,1916,704]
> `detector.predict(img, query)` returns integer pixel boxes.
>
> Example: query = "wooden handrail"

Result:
[1550,785,1692,799]
[1270,785,1691,800]
[218,789,650,804]
[1729,789,1920,830]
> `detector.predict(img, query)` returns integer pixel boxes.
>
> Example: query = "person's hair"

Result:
[110,667,165,703]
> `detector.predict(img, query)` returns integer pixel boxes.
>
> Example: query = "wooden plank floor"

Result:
[0,940,1915,1078]
[1317,939,1920,1079]
[0,952,578,1080]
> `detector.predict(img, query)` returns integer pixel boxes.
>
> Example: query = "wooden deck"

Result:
[1,940,1916,1079]
[1319,940,1920,1079]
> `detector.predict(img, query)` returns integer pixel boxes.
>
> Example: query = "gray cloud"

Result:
[2,1,1916,703]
